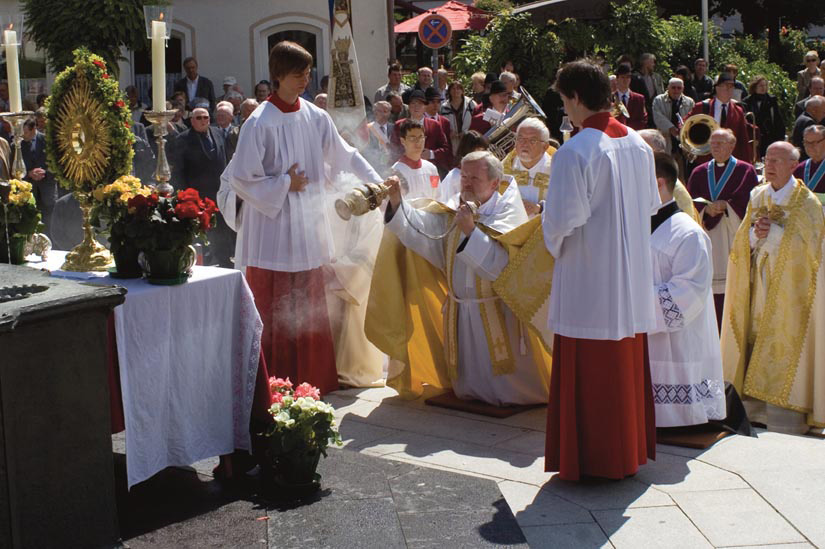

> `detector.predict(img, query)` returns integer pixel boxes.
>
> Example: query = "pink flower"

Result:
[271,391,284,405]
[294,382,321,400]
[269,376,293,394]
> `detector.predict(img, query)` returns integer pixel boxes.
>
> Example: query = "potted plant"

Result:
[91,175,153,278]
[264,377,342,497]
[130,188,218,285]
[0,179,44,264]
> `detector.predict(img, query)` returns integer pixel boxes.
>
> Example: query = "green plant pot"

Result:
[142,246,195,285]
[0,234,28,265]
[111,242,143,279]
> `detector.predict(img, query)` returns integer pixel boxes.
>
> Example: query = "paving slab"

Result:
[632,450,749,493]
[499,480,594,526]
[398,505,528,548]
[593,506,712,549]
[541,476,674,511]
[671,488,806,546]
[695,431,825,474]
[744,469,825,548]
[520,523,613,549]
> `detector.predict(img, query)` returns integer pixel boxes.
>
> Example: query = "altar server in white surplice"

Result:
[649,152,726,427]
[391,119,440,200]
[225,41,385,396]
[384,151,551,405]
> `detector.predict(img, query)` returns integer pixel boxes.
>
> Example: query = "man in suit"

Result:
[794,77,824,118]
[401,67,434,104]
[692,58,714,102]
[792,96,825,161]
[652,78,695,178]
[391,89,452,174]
[20,118,57,237]
[170,107,233,267]
[631,53,664,127]
[173,56,217,113]
[685,73,754,165]
[614,64,647,130]
[212,101,238,161]
[364,100,394,176]
[424,86,452,175]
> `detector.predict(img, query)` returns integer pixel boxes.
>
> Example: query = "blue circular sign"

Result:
[418,14,452,49]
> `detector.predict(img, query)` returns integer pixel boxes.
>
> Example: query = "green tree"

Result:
[601,0,672,75]
[23,0,152,76]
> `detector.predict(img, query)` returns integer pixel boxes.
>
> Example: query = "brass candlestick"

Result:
[1,111,35,180]
[143,109,177,195]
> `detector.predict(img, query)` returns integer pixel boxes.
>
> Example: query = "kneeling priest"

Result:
[367,151,552,406]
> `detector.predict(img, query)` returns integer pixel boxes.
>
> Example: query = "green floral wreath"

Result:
[45,47,134,195]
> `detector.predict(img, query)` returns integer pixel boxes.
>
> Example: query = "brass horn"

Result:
[485,86,546,160]
[680,114,719,161]
[611,93,629,119]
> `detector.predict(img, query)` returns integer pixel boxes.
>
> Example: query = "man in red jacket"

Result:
[685,72,755,164]
[392,89,452,173]
[423,86,453,175]
[613,64,647,130]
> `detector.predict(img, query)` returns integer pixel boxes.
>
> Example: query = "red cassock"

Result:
[245,266,339,397]
[615,91,648,131]
[391,117,453,172]
[687,99,754,164]
[544,113,656,481]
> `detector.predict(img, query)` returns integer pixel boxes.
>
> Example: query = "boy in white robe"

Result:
[649,152,726,427]
[383,151,550,405]
[225,41,385,395]
[391,119,440,200]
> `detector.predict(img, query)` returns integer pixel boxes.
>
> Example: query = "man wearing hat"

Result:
[685,72,754,164]
[469,80,510,135]
[391,89,452,174]
[220,76,237,102]
[424,87,453,174]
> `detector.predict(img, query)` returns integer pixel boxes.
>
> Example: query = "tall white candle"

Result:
[151,19,166,111]
[4,30,21,112]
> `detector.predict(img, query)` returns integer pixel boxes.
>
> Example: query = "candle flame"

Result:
[159,12,164,21]
[8,23,12,30]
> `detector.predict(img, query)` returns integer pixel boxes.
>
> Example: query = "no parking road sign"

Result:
[418,13,452,49]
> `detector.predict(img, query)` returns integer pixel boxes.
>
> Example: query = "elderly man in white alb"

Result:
[649,152,726,427]
[502,117,554,217]
[380,151,551,406]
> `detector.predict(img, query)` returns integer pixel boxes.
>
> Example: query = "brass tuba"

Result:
[680,114,719,161]
[485,86,546,160]
[611,93,629,119]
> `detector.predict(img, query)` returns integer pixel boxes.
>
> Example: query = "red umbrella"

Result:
[394,0,490,33]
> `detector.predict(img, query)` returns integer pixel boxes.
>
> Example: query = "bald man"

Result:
[793,95,825,159]
[687,128,759,328]
[721,141,825,434]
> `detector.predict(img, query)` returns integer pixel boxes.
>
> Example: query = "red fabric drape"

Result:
[545,333,656,481]
[246,266,338,396]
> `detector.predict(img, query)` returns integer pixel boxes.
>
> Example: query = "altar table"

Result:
[27,252,263,488]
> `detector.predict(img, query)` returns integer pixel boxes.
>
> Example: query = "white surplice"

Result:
[649,203,726,427]
[224,99,380,272]
[437,167,461,204]
[391,159,440,200]
[542,127,660,340]
[386,184,550,405]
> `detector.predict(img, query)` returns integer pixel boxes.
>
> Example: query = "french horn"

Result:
[485,86,547,160]
[680,114,719,161]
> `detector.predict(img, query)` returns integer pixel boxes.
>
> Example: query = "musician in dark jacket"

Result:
[741,76,786,160]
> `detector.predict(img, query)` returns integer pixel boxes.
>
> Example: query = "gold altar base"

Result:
[61,194,112,272]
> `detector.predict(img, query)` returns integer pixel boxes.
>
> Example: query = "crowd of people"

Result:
[8,38,825,483]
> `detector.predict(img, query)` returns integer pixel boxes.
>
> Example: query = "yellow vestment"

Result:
[365,199,555,399]
[720,180,825,427]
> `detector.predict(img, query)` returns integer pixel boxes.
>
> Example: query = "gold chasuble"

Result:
[721,180,825,427]
[365,198,555,399]
[500,147,556,201]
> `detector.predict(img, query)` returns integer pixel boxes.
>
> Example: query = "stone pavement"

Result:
[326,386,825,549]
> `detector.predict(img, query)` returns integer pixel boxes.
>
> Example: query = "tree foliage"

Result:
[23,0,151,76]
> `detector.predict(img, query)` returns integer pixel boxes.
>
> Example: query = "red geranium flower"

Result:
[115,100,125,108]
[93,60,106,69]
[199,210,212,230]
[127,194,156,216]
[124,121,130,128]
[202,196,219,215]
[174,201,200,219]
[102,73,110,79]
[177,188,201,203]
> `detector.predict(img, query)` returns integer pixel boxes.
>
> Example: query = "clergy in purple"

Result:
[794,125,825,192]
[687,128,758,329]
